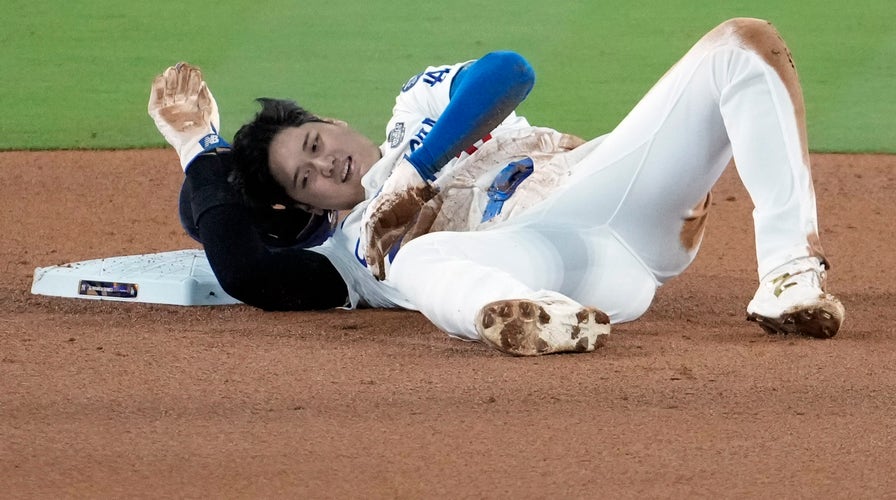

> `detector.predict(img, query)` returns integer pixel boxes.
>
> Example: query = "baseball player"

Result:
[149,18,844,356]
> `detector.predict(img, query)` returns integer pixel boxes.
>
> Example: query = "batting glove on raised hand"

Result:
[148,62,229,171]
[361,157,438,280]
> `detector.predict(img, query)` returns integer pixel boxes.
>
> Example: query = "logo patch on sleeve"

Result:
[388,122,406,148]
[401,73,422,92]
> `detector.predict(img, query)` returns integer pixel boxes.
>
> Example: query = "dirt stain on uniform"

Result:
[680,192,713,251]
[699,19,828,265]
[723,18,811,171]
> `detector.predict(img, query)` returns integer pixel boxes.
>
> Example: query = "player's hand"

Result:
[148,62,229,171]
[361,158,437,280]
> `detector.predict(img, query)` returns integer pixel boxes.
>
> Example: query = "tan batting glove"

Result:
[361,158,437,280]
[148,62,228,171]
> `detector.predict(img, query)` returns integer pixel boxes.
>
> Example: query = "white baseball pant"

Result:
[388,18,825,340]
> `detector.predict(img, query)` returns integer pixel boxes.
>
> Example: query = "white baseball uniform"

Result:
[311,19,825,341]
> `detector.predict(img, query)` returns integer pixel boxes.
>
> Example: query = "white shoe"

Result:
[746,257,845,338]
[148,62,229,171]
[476,291,610,356]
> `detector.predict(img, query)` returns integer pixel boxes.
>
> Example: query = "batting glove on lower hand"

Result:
[148,62,229,171]
[361,157,438,280]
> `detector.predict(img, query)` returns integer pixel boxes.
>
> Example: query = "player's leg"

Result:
[528,18,842,336]
[553,18,812,277]
[387,226,656,355]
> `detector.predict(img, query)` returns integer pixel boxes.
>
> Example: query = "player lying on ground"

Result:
[149,18,845,356]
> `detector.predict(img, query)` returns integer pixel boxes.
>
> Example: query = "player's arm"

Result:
[407,50,535,181]
[150,62,348,309]
[362,51,536,279]
[182,151,349,310]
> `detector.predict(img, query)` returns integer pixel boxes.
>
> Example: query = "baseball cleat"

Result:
[476,291,610,356]
[746,257,845,338]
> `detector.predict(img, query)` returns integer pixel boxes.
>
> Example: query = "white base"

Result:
[31,249,241,306]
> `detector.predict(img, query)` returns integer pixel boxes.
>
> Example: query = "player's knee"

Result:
[716,17,773,35]
[601,278,656,324]
[714,18,785,51]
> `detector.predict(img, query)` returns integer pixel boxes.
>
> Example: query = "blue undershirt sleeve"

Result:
[405,51,535,181]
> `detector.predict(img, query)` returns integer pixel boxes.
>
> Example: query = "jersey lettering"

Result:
[354,238,367,265]
[408,117,437,153]
[423,68,451,87]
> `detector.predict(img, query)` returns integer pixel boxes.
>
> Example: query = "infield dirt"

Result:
[2,150,894,498]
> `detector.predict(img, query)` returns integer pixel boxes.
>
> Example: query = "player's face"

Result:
[268,121,381,211]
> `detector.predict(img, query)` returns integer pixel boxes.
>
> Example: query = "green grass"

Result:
[1,0,893,152]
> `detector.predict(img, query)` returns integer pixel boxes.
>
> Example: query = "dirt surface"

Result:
[1,150,894,498]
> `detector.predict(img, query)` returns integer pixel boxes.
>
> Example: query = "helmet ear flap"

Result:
[178,150,334,248]
[293,209,336,248]
[251,204,334,248]
[180,177,333,248]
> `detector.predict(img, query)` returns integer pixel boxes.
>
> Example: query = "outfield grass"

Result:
[1,0,892,152]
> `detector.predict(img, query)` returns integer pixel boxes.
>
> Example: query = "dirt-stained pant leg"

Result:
[534,18,825,282]
[388,226,657,340]
[388,19,827,339]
